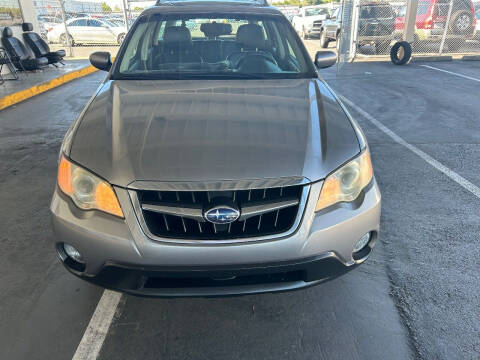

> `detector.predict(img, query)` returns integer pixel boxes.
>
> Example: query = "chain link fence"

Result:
[32,0,147,59]
[337,0,480,64]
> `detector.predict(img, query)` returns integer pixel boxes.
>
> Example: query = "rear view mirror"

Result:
[90,51,112,71]
[314,51,337,69]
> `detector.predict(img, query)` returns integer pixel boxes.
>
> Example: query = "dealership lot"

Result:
[0,55,479,360]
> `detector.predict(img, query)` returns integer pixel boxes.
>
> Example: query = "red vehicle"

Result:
[395,0,476,49]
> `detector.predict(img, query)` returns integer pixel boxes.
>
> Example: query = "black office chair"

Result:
[1,27,48,71]
[22,23,66,66]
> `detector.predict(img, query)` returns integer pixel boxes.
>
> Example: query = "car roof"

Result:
[142,0,283,16]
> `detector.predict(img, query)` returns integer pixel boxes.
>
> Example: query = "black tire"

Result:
[449,10,474,35]
[117,33,125,45]
[60,33,74,47]
[301,27,308,39]
[390,41,412,65]
[320,31,329,48]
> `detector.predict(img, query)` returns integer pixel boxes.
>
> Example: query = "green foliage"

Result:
[101,2,112,12]
[113,5,121,12]
[133,6,145,11]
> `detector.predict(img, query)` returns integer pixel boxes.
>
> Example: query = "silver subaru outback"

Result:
[51,0,381,297]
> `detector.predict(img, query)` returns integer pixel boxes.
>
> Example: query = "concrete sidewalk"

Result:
[0,60,95,110]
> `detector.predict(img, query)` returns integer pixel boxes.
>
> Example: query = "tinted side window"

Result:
[88,20,102,27]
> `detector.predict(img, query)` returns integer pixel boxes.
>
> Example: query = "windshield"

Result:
[360,5,394,19]
[113,13,316,80]
[305,8,329,17]
[102,19,118,27]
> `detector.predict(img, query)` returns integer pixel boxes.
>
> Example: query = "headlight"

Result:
[315,149,373,212]
[57,155,124,218]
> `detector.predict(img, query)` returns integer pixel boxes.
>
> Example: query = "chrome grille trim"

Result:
[238,197,299,221]
[129,185,310,245]
[141,203,204,222]
[127,177,310,192]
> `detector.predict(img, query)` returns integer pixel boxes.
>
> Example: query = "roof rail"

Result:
[155,0,269,6]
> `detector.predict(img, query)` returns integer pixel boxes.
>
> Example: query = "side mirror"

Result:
[314,50,336,69]
[90,51,112,71]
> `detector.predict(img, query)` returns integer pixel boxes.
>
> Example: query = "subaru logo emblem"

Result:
[204,206,240,224]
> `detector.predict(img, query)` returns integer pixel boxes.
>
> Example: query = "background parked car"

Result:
[321,2,395,54]
[476,8,480,38]
[394,0,476,50]
[47,17,127,46]
[320,6,342,48]
[292,5,330,39]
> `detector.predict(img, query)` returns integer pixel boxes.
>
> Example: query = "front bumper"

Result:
[59,251,367,297]
[306,28,322,37]
[51,180,381,297]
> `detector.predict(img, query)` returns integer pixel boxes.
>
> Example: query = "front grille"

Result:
[313,20,323,29]
[135,185,306,241]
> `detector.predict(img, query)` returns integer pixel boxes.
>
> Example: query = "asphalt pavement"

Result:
[0,58,479,359]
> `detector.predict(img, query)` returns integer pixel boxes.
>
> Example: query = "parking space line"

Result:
[340,95,480,199]
[0,65,97,111]
[420,65,480,83]
[72,290,122,360]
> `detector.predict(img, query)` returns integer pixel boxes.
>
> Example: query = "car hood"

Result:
[305,15,328,23]
[69,78,360,188]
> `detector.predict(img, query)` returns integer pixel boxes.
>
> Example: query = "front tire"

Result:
[449,10,474,35]
[320,31,329,48]
[59,33,74,47]
[301,27,308,40]
[117,33,125,45]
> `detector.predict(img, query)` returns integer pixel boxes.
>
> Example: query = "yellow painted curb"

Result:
[0,65,98,111]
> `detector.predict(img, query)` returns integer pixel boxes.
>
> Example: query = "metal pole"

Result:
[58,0,73,57]
[403,0,419,43]
[121,0,130,31]
[439,0,453,55]
[349,0,360,62]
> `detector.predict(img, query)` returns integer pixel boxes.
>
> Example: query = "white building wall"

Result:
[2,0,40,75]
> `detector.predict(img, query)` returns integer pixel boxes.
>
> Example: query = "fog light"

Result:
[353,233,371,253]
[64,243,84,263]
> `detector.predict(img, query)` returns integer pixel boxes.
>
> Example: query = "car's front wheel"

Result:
[301,27,308,39]
[320,31,329,48]
[59,33,74,46]
[117,33,126,45]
